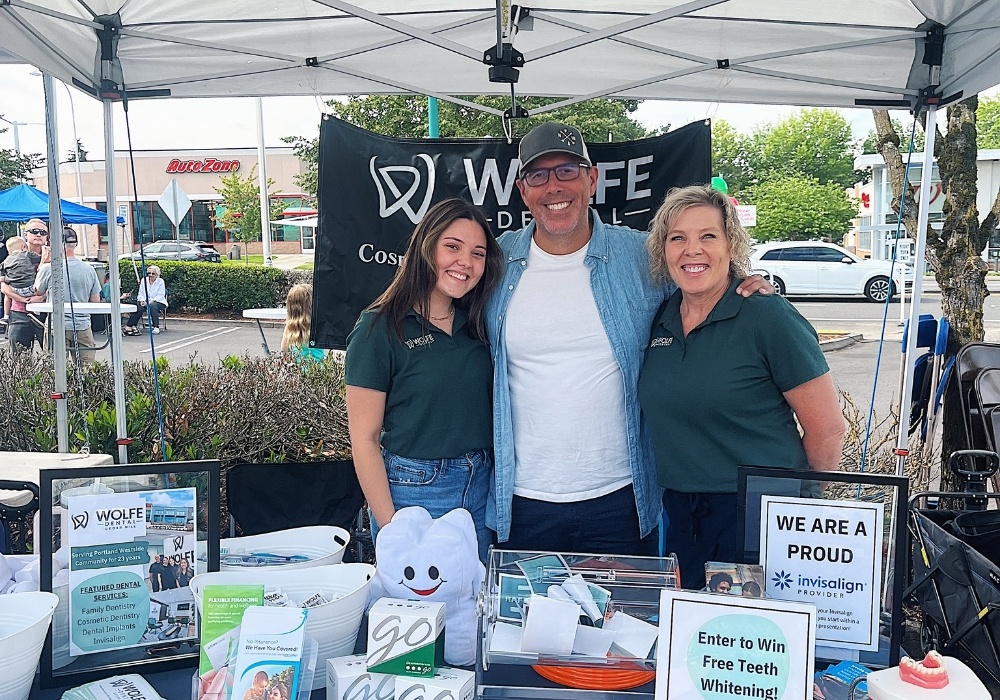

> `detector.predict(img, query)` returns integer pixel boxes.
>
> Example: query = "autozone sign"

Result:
[166,157,241,174]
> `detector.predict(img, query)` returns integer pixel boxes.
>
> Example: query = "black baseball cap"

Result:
[518,122,591,175]
[62,227,78,244]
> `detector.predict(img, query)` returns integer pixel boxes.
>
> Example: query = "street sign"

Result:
[158,179,192,228]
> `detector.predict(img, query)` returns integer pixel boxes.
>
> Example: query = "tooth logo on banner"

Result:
[173,536,184,552]
[369,154,436,224]
[72,512,89,530]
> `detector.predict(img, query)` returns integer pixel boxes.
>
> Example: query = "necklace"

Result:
[429,307,455,322]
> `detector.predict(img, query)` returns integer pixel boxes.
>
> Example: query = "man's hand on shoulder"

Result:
[736,274,774,297]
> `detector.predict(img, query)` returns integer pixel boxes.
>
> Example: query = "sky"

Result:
[0,63,896,162]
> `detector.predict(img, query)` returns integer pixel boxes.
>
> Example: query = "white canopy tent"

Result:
[3,1,1000,465]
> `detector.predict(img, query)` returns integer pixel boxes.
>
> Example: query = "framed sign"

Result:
[736,466,908,669]
[655,589,816,700]
[39,460,221,688]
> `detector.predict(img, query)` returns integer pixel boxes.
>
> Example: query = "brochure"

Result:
[198,584,265,700]
[60,675,165,700]
[231,606,308,700]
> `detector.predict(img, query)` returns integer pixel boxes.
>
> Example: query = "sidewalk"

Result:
[269,254,313,270]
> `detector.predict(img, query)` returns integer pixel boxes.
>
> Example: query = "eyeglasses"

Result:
[25,229,48,235]
[520,162,590,188]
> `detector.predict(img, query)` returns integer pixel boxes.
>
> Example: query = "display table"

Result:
[242,307,287,355]
[26,302,138,351]
[0,451,114,489]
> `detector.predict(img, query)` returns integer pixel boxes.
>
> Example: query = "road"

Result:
[62,277,1000,422]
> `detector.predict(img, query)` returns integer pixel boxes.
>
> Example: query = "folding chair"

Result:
[225,460,371,563]
[0,480,39,555]
[955,343,1000,485]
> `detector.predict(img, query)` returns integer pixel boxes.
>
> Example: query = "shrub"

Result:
[0,350,349,464]
[117,260,312,313]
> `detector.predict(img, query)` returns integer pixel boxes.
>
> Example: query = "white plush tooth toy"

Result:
[370,507,485,667]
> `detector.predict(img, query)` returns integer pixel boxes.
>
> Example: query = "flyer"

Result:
[231,606,307,700]
[198,584,265,699]
[759,495,884,652]
[67,487,198,657]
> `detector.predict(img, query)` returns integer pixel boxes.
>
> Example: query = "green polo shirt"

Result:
[345,307,493,459]
[638,277,829,493]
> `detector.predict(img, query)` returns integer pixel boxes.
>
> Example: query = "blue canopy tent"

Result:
[0,183,106,224]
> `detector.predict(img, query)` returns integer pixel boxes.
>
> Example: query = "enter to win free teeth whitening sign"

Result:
[655,590,815,700]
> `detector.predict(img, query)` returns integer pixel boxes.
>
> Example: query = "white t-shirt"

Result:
[504,238,632,502]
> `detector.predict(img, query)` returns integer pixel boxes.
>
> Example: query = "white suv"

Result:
[750,241,914,303]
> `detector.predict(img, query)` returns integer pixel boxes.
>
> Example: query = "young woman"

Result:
[345,198,503,562]
[280,283,325,363]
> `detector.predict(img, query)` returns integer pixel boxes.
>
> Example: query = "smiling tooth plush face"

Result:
[370,506,485,667]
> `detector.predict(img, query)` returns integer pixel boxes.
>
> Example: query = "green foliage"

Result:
[743,176,856,242]
[67,138,88,162]
[711,119,753,195]
[0,116,44,203]
[979,94,1000,149]
[712,109,858,195]
[285,95,657,200]
[213,166,288,249]
[118,259,311,313]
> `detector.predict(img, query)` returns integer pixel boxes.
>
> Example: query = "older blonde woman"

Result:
[637,185,845,589]
[124,265,168,335]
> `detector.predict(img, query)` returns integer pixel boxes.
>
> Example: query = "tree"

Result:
[861,116,925,154]
[979,94,1000,149]
[283,95,657,196]
[872,98,1000,490]
[711,119,753,195]
[0,118,44,239]
[751,109,858,189]
[67,138,88,162]
[744,176,856,242]
[213,166,288,257]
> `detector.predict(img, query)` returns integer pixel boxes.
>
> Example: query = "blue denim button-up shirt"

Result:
[486,210,671,543]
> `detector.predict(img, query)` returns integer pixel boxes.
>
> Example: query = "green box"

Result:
[367,599,446,677]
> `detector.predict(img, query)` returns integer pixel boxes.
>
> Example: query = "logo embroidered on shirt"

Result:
[650,336,674,348]
[405,334,435,349]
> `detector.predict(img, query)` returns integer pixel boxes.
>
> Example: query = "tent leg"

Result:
[896,104,938,476]
[43,73,69,453]
[103,100,129,464]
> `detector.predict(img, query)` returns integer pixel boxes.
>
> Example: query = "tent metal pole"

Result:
[42,72,69,453]
[255,97,273,267]
[103,99,129,464]
[896,104,938,476]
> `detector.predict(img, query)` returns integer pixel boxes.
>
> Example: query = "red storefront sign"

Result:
[165,158,241,174]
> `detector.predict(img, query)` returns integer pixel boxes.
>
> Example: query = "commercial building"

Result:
[30,147,315,259]
[848,150,1000,264]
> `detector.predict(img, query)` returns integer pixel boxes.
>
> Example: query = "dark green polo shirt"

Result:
[638,277,829,493]
[345,308,493,459]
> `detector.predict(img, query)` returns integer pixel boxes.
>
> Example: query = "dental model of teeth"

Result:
[899,650,950,689]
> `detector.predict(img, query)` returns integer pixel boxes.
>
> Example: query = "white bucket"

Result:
[219,526,350,571]
[190,563,374,690]
[0,591,59,700]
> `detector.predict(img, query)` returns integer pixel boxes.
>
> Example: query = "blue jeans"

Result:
[372,448,493,563]
[503,485,658,557]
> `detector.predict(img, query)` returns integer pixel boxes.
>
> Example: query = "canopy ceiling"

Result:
[0,183,108,224]
[2,1,999,114]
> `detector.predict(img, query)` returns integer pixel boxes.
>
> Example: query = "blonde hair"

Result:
[647,185,752,284]
[6,237,26,254]
[282,283,313,350]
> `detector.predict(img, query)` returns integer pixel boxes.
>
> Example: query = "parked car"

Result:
[119,241,222,263]
[749,241,914,303]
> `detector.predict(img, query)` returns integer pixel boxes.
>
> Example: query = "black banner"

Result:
[313,116,711,349]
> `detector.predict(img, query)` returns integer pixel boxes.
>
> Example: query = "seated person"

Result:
[124,266,168,335]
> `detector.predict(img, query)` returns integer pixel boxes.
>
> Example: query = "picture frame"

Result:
[39,460,221,688]
[736,466,908,670]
